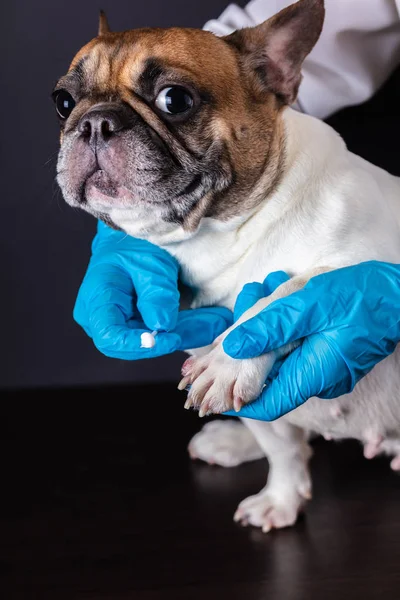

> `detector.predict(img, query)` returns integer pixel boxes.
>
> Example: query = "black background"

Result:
[2,0,244,389]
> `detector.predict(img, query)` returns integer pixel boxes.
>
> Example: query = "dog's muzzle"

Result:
[77,103,134,153]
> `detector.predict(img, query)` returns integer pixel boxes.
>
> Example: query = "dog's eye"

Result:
[53,90,76,119]
[155,86,193,115]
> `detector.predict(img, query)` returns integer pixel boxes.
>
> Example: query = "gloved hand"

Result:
[223,261,400,421]
[74,221,232,359]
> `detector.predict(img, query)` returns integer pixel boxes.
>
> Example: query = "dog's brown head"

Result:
[54,0,324,238]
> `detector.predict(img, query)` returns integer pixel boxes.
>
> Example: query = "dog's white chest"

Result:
[170,224,321,310]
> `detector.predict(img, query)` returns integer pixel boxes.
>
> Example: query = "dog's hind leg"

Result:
[188,419,265,467]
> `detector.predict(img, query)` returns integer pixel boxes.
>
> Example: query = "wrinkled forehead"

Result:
[65,28,240,99]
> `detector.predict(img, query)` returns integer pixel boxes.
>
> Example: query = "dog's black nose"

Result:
[78,108,125,149]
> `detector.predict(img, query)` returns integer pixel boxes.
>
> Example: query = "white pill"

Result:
[140,331,158,349]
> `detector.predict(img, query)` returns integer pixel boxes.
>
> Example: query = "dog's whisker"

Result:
[43,152,59,167]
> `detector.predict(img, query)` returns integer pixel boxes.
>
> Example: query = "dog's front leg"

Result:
[234,418,312,532]
[179,267,331,416]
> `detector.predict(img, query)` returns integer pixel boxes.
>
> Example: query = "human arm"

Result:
[204,0,400,119]
[74,221,232,359]
[223,262,400,420]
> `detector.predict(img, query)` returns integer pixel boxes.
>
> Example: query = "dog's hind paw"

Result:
[188,420,264,467]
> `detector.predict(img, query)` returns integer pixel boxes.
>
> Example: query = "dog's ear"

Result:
[224,0,324,105]
[98,10,111,35]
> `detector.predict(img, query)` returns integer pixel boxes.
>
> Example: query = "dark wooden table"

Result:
[1,384,400,599]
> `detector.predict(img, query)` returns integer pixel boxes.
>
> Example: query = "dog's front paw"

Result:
[233,487,308,533]
[178,343,276,416]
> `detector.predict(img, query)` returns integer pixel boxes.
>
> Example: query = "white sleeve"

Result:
[204,0,400,119]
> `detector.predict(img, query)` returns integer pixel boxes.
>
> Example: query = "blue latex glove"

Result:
[223,261,400,421]
[74,221,232,359]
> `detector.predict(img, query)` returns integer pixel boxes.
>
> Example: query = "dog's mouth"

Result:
[83,169,137,208]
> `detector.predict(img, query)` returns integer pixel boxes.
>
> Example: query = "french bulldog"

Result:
[54,0,400,532]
